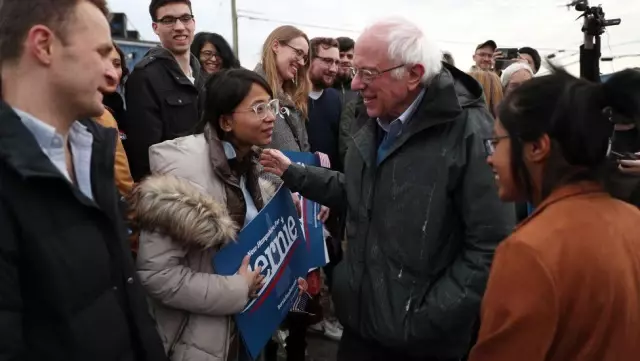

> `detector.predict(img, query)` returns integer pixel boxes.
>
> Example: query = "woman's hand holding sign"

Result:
[260,149,292,177]
[239,255,265,299]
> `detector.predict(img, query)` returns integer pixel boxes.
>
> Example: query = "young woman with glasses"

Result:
[254,25,311,156]
[131,68,306,361]
[469,67,640,361]
[191,32,240,75]
[255,25,324,361]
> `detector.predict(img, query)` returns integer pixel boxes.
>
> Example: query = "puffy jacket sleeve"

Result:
[136,230,250,316]
[412,113,515,342]
[124,70,163,182]
[0,201,25,360]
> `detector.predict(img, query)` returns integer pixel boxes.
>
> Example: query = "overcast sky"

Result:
[107,0,640,75]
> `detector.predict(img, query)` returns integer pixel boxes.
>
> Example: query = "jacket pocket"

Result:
[164,94,197,137]
[68,289,132,359]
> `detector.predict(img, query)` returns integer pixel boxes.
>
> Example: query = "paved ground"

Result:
[306,333,339,361]
[275,332,339,361]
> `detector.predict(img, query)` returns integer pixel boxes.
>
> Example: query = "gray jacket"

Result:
[280,63,515,359]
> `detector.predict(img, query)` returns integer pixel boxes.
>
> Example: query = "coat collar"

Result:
[517,181,606,229]
[0,100,67,180]
[351,66,464,168]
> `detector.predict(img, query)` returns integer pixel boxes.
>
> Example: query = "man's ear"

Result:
[523,134,551,164]
[407,64,425,91]
[152,22,159,36]
[26,25,55,66]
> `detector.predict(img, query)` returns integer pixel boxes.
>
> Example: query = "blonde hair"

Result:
[260,25,311,118]
[469,70,504,118]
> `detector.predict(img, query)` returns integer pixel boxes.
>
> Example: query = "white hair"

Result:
[501,63,534,87]
[362,17,443,85]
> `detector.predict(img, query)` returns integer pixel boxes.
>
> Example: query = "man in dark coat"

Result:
[260,17,515,361]
[123,0,205,181]
[0,1,166,360]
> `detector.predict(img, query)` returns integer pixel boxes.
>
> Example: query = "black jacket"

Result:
[334,78,360,164]
[123,47,205,181]
[282,63,515,358]
[0,101,167,361]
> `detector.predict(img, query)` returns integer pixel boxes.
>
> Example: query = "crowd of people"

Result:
[1,0,640,361]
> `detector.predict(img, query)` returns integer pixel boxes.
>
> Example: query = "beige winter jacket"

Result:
[132,133,275,361]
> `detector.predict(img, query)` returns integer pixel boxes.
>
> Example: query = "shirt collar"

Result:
[12,108,64,149]
[222,141,237,160]
[377,87,426,132]
[309,89,324,100]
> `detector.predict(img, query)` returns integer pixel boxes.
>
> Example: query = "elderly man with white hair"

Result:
[260,17,515,360]
[501,62,534,95]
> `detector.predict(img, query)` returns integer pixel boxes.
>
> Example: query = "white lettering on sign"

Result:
[241,215,300,312]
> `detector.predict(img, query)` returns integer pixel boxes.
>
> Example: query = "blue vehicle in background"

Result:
[115,39,159,71]
[111,12,160,71]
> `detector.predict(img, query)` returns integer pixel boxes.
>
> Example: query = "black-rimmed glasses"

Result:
[483,136,509,156]
[349,64,406,84]
[156,14,194,27]
[200,50,220,61]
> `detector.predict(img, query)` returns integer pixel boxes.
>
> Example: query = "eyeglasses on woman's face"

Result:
[483,136,510,156]
[200,50,221,61]
[234,99,280,121]
[283,43,309,65]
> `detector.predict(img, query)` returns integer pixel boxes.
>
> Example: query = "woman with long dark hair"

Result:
[191,32,240,75]
[469,68,640,361]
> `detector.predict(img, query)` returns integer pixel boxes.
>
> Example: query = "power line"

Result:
[236,12,360,34]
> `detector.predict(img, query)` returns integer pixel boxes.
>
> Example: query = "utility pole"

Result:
[231,0,239,57]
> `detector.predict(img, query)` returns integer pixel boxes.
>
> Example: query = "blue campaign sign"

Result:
[213,186,309,360]
[282,151,329,270]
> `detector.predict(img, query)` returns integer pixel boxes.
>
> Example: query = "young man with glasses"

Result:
[123,0,205,182]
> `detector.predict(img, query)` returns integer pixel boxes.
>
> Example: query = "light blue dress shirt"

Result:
[376,88,427,164]
[13,108,94,201]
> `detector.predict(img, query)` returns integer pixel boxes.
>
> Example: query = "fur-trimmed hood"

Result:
[130,174,277,250]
